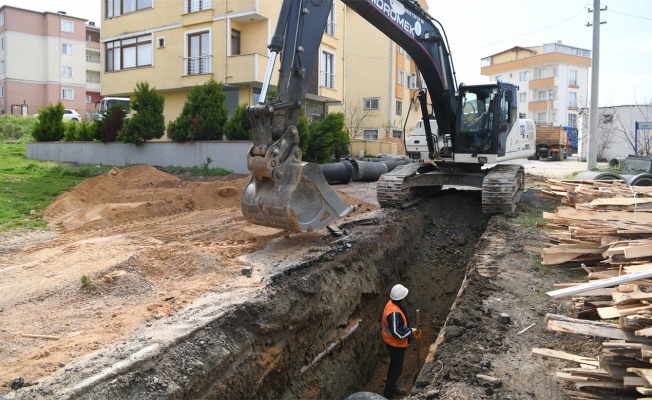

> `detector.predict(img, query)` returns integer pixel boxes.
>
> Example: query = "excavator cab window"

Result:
[458,88,497,154]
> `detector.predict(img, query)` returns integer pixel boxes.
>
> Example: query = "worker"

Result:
[381,284,421,399]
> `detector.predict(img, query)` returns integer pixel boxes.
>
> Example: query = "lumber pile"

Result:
[532,180,652,399]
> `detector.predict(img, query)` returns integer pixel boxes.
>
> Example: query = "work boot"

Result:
[394,387,408,396]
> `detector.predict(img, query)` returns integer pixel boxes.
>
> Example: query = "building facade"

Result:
[99,0,345,133]
[0,6,100,118]
[329,0,425,143]
[480,42,591,128]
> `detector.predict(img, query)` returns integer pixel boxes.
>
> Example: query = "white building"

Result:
[578,104,652,162]
[480,42,591,128]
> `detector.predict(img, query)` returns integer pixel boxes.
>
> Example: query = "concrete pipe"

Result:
[319,160,354,184]
[379,159,411,173]
[350,159,389,181]
[573,171,625,182]
[609,157,626,168]
[625,173,652,186]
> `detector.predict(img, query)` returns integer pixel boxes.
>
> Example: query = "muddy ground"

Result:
[0,163,598,399]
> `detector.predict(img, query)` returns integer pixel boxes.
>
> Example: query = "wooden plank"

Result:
[545,314,652,343]
[532,347,600,366]
[628,367,652,386]
[547,270,652,298]
[597,304,652,320]
[556,207,652,223]
[625,244,652,259]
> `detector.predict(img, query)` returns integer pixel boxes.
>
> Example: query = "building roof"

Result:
[483,46,537,59]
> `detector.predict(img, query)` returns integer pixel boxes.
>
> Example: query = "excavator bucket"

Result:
[241,160,356,233]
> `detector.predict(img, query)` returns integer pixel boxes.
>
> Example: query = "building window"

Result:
[186,31,211,75]
[537,68,547,79]
[398,69,405,86]
[86,95,92,104]
[519,71,528,82]
[186,0,211,13]
[0,37,4,50]
[518,92,527,103]
[395,100,402,115]
[519,113,526,119]
[568,92,577,108]
[408,73,417,89]
[325,2,336,36]
[62,88,74,100]
[157,37,166,48]
[568,113,577,127]
[106,34,153,72]
[61,20,74,33]
[600,113,613,124]
[363,98,379,110]
[0,12,4,26]
[62,43,73,55]
[0,61,4,74]
[537,91,547,101]
[1,85,4,98]
[86,74,92,82]
[363,129,379,141]
[393,129,402,138]
[107,0,153,18]
[536,112,546,123]
[398,46,404,55]
[569,69,578,86]
[321,51,335,89]
[231,30,240,55]
[61,66,73,78]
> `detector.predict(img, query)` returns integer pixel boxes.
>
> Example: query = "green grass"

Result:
[0,143,113,231]
[515,199,556,230]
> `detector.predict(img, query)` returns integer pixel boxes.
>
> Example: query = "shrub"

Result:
[98,105,126,142]
[168,79,228,142]
[118,82,166,145]
[223,103,252,140]
[80,274,96,291]
[63,120,99,141]
[305,112,349,163]
[31,102,65,142]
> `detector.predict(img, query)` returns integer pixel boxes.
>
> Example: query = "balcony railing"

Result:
[185,0,211,13]
[184,55,211,75]
[325,20,336,37]
[321,72,335,89]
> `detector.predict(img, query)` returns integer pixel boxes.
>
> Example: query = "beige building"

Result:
[331,0,425,142]
[100,0,344,130]
[480,42,591,128]
[0,6,101,119]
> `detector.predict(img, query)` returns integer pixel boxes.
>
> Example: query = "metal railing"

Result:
[184,55,211,75]
[325,20,336,36]
[186,0,211,13]
[321,72,335,89]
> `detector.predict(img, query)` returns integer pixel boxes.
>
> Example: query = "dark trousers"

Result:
[383,343,406,398]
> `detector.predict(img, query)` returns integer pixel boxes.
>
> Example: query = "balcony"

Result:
[528,100,555,111]
[183,55,212,76]
[225,53,269,85]
[529,77,555,89]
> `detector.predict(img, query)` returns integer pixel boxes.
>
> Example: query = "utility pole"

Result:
[586,0,606,170]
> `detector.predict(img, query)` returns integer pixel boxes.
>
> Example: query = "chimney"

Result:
[88,21,95,26]
[57,11,67,15]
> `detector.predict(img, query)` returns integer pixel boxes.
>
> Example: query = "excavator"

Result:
[241,0,536,233]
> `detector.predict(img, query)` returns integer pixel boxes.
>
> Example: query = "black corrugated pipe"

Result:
[349,159,389,181]
[319,160,354,184]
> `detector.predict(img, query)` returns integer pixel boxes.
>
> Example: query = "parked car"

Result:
[34,109,81,121]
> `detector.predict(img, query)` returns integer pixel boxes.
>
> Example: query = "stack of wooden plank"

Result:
[532,180,652,399]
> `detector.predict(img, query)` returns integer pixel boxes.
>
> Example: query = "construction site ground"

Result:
[0,159,603,399]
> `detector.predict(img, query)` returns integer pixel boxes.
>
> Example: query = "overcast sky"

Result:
[2,0,650,107]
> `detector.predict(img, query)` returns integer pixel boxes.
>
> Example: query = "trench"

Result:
[197,190,489,400]
[31,190,489,400]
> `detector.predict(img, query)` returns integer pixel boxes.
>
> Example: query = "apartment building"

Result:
[331,1,425,141]
[99,0,344,130]
[0,6,101,118]
[480,42,591,128]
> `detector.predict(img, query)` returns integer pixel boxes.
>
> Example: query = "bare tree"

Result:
[341,92,374,138]
[608,104,652,155]
[381,118,404,139]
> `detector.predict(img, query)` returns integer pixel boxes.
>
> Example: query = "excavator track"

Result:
[481,164,525,214]
[377,163,440,208]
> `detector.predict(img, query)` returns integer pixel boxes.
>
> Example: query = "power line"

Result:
[453,5,589,54]
[609,8,652,21]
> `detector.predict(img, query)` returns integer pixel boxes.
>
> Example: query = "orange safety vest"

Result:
[381,300,409,348]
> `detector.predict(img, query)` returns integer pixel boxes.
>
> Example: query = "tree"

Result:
[119,82,166,145]
[63,120,99,141]
[168,79,228,142]
[31,102,65,142]
[97,104,126,142]
[223,103,252,140]
[341,92,374,138]
[305,112,349,163]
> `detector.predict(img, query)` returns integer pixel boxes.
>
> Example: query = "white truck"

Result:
[97,97,131,120]
[405,119,451,160]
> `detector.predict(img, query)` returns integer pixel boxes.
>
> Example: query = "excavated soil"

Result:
[0,165,595,399]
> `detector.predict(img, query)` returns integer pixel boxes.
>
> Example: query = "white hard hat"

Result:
[390,284,409,301]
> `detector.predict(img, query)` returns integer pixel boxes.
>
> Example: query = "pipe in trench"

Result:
[300,319,362,374]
